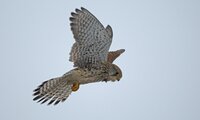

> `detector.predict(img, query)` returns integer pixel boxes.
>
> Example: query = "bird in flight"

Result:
[33,7,125,105]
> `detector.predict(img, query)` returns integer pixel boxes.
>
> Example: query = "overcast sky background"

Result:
[0,0,200,120]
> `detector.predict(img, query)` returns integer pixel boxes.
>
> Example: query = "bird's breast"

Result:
[73,68,109,84]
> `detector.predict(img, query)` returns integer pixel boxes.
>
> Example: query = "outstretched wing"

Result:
[69,7,113,68]
[107,49,125,63]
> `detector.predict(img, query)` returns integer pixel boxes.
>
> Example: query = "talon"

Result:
[71,82,80,91]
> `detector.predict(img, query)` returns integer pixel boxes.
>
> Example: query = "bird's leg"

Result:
[71,82,80,91]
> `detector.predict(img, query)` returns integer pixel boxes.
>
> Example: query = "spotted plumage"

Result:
[33,7,125,105]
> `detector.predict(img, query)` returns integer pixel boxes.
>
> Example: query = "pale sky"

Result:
[0,0,200,120]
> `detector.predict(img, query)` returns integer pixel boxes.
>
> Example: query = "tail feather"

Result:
[33,77,73,105]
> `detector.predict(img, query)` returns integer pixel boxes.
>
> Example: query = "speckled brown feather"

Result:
[33,7,125,105]
[107,49,125,63]
[69,7,113,68]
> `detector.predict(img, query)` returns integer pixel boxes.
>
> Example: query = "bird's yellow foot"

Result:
[71,82,80,92]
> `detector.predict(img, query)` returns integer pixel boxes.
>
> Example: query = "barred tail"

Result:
[33,77,73,105]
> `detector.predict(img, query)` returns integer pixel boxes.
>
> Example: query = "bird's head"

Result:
[108,64,122,81]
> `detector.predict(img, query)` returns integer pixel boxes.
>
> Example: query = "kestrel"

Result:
[33,7,125,105]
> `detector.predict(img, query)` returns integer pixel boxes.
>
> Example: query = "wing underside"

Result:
[69,7,113,68]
